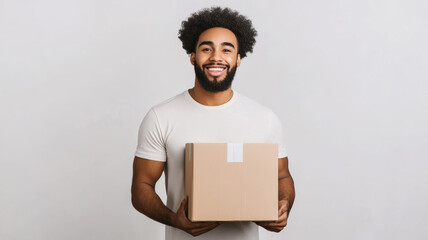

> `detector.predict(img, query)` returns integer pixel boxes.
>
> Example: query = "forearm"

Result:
[131,182,177,227]
[279,175,295,215]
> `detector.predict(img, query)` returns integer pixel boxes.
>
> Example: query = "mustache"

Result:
[203,63,230,68]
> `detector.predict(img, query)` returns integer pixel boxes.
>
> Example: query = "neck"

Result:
[188,79,234,106]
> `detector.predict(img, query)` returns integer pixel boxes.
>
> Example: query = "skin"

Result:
[131,157,219,237]
[131,27,295,236]
[189,27,241,106]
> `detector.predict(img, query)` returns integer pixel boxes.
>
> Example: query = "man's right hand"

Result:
[173,196,220,237]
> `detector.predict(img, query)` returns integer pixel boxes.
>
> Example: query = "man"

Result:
[131,7,295,240]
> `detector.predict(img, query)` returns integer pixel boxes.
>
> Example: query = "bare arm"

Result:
[131,156,175,225]
[255,157,295,232]
[131,156,219,236]
[278,156,295,216]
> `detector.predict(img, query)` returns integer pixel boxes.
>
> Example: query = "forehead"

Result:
[196,27,238,46]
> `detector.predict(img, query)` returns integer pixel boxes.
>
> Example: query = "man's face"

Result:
[191,27,241,92]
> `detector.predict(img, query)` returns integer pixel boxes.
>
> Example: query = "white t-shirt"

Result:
[135,89,287,240]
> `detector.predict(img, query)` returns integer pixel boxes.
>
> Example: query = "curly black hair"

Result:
[178,7,257,59]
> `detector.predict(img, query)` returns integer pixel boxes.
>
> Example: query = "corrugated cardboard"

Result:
[185,143,278,221]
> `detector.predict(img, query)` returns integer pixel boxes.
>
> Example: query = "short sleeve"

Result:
[269,110,288,158]
[135,108,167,162]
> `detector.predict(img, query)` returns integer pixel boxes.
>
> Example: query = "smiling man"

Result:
[131,7,295,240]
[192,27,240,93]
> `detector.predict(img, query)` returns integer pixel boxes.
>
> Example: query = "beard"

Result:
[194,60,238,93]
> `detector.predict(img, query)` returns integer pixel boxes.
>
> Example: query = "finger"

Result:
[258,224,283,233]
[254,221,265,227]
[255,220,276,227]
[270,221,287,228]
[269,219,288,228]
[260,218,287,227]
[183,196,188,216]
[192,222,219,231]
[277,211,288,223]
[190,223,219,236]
[184,221,218,236]
[189,223,218,236]
[190,228,207,237]
[179,197,186,212]
[274,205,288,223]
[190,221,219,229]
[266,225,285,232]
[278,203,287,216]
[278,208,286,217]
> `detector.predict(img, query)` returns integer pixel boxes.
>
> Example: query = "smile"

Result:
[204,65,227,77]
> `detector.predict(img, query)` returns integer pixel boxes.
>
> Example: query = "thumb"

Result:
[181,196,189,217]
[179,197,187,212]
[278,201,288,216]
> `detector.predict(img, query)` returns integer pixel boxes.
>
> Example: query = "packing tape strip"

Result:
[227,143,243,163]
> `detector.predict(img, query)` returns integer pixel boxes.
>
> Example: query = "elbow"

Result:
[131,185,140,211]
[131,193,137,210]
[131,181,155,212]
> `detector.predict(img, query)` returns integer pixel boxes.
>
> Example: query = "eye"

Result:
[202,48,211,52]
[223,49,232,53]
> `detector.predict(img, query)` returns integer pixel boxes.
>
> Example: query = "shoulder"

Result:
[150,90,188,114]
[235,91,276,116]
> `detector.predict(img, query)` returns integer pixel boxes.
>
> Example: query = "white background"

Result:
[1,0,427,239]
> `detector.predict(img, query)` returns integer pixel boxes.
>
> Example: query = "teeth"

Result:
[207,68,224,72]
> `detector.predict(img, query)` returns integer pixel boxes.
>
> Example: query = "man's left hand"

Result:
[254,199,288,232]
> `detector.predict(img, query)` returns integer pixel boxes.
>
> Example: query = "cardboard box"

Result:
[185,143,278,221]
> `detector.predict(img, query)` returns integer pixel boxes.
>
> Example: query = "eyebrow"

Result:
[198,41,236,49]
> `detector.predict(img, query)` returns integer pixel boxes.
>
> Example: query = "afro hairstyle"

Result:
[178,6,257,59]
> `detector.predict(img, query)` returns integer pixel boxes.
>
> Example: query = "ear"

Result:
[190,53,195,65]
[237,54,241,67]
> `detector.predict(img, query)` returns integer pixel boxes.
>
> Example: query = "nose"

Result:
[209,49,221,61]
